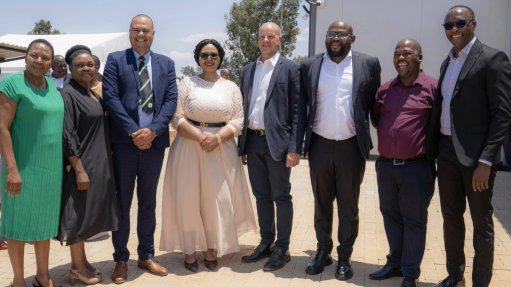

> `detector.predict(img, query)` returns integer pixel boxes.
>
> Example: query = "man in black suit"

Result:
[238,22,306,272]
[301,20,381,280]
[427,5,511,287]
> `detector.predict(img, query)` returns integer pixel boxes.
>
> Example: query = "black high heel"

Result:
[204,258,218,270]
[32,276,43,287]
[184,260,199,273]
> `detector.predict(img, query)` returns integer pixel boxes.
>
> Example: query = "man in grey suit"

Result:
[301,20,381,280]
[427,5,511,287]
[238,22,306,272]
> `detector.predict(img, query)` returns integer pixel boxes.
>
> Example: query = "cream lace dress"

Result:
[160,76,257,256]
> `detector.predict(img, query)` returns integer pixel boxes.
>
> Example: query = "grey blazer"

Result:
[238,54,306,161]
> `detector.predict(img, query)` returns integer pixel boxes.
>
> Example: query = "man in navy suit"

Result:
[238,22,306,272]
[427,5,511,287]
[301,20,381,280]
[103,14,177,284]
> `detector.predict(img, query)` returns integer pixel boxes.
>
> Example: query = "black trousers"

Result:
[375,157,435,278]
[437,137,496,287]
[245,133,293,251]
[308,133,365,259]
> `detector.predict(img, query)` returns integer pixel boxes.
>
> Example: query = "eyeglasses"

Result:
[199,52,219,60]
[130,28,153,34]
[442,19,473,30]
[326,31,351,39]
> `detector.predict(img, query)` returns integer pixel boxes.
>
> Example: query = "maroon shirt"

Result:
[371,71,438,160]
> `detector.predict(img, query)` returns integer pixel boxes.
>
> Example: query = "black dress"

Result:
[57,79,120,245]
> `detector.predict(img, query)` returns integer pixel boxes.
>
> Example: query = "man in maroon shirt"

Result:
[370,39,437,287]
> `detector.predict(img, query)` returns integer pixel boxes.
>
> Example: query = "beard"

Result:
[327,44,350,59]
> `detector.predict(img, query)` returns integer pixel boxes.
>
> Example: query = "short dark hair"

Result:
[130,14,154,28]
[27,39,54,60]
[65,45,92,65]
[193,39,225,69]
[92,55,101,68]
[447,5,476,20]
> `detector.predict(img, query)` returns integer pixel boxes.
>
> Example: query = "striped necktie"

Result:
[138,56,154,114]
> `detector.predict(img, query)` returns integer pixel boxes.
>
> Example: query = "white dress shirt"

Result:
[50,75,65,89]
[247,52,280,130]
[440,37,477,136]
[313,51,355,140]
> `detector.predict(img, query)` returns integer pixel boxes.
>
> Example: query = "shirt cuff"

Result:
[478,159,492,167]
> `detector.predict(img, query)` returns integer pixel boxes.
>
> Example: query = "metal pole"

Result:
[308,2,317,56]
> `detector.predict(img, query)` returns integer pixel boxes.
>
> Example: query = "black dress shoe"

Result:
[433,276,463,287]
[204,259,218,270]
[335,258,353,280]
[369,263,403,280]
[241,243,273,263]
[401,277,418,287]
[262,248,291,271]
[184,260,199,273]
[305,250,333,275]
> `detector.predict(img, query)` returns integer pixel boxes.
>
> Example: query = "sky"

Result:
[0,0,310,76]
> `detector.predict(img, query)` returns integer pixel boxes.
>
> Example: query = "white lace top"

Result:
[173,76,244,135]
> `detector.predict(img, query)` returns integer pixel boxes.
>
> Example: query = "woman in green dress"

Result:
[0,39,64,287]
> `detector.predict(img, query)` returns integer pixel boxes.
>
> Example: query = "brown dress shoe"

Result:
[137,259,168,276]
[111,261,128,284]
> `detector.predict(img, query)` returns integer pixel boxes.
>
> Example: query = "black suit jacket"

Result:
[301,52,381,159]
[238,54,306,161]
[427,39,511,167]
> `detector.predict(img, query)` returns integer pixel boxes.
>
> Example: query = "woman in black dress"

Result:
[57,45,120,285]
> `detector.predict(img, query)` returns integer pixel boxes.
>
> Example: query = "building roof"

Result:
[0,42,26,63]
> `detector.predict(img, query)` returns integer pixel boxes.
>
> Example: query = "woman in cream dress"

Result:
[160,39,257,272]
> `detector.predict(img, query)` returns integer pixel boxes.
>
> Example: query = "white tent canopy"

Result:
[0,32,130,75]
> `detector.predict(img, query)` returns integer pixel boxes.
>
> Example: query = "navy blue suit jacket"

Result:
[102,49,178,149]
[301,52,381,159]
[238,54,306,161]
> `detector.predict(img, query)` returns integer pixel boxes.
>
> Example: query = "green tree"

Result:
[224,0,300,84]
[180,65,200,78]
[292,55,307,64]
[28,19,62,35]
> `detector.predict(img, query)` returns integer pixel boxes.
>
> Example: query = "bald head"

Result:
[258,22,281,61]
[259,22,281,37]
[130,14,154,29]
[328,21,353,35]
[395,39,422,54]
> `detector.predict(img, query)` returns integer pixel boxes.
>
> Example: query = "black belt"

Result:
[441,134,453,141]
[247,128,265,136]
[380,155,426,166]
[188,119,226,128]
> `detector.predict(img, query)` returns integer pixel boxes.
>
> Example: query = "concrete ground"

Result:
[1,154,510,287]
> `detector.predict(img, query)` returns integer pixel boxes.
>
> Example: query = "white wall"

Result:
[314,0,511,83]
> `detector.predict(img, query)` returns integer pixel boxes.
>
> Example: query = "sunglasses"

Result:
[199,52,219,60]
[442,19,473,30]
[326,31,351,39]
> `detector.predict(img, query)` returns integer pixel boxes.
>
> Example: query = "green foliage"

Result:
[28,19,62,35]
[224,0,300,84]
[180,65,200,79]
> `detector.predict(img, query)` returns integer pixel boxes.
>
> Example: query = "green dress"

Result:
[0,72,64,241]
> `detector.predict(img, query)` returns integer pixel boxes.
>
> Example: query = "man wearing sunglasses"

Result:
[301,20,381,281]
[238,22,306,271]
[427,5,511,287]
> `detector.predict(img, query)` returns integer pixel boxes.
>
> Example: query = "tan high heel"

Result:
[69,269,102,285]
